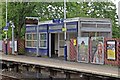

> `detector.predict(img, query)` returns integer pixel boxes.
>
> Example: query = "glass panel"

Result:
[33,34,37,40]
[69,32,77,39]
[81,32,89,37]
[82,23,96,27]
[33,41,37,47]
[60,33,64,40]
[27,34,32,40]
[40,33,46,40]
[59,40,65,48]
[40,41,46,47]
[26,41,32,47]
[100,32,109,37]
[97,24,110,28]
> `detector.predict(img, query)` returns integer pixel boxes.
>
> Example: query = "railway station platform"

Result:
[0,52,119,79]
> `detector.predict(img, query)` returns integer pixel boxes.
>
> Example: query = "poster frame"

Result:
[77,37,89,63]
[106,40,117,61]
[90,37,104,64]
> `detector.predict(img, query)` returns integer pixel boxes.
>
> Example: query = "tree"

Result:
[1,2,119,39]
[2,2,38,39]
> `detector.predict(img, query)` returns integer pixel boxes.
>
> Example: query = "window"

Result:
[33,34,37,40]
[25,33,37,48]
[33,41,37,47]
[59,33,64,48]
[40,33,47,40]
[26,41,32,47]
[27,34,32,40]
[39,33,47,48]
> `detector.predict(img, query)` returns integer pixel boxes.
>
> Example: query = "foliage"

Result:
[2,2,38,39]
[1,2,120,39]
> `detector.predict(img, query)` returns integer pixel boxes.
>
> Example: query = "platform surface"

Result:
[0,52,119,78]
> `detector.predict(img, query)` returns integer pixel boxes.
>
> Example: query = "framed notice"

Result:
[90,37,104,64]
[107,41,116,60]
[77,37,89,63]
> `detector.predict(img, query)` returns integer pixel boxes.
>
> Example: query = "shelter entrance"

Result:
[51,33,56,57]
[49,33,59,58]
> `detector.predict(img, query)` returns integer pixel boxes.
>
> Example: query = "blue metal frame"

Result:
[39,24,48,32]
[47,24,49,57]
[25,48,48,56]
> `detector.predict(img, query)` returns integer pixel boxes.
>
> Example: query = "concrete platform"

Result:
[0,52,119,78]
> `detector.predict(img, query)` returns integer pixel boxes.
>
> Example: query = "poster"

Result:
[90,37,104,64]
[107,41,116,60]
[77,37,89,63]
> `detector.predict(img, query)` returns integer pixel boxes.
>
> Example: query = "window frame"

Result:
[25,33,37,48]
[39,32,47,49]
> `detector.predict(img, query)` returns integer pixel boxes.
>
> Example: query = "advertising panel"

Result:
[77,37,89,63]
[107,41,116,60]
[90,37,104,64]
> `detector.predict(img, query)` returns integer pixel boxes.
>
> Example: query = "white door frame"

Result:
[49,33,51,57]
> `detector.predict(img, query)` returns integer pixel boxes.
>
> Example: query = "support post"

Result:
[64,0,67,61]
[11,23,15,55]
[5,0,8,55]
[36,19,39,56]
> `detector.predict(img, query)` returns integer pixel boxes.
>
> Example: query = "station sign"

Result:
[52,19,64,23]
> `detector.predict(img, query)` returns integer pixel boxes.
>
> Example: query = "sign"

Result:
[73,39,76,46]
[3,26,8,31]
[66,25,76,29]
[3,22,10,31]
[62,27,67,32]
[90,37,104,64]
[107,41,116,60]
[49,25,62,30]
[77,37,89,63]
[52,19,63,23]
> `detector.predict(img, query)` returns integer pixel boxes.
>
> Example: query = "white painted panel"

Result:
[10,41,17,51]
[0,40,2,51]
[15,41,17,52]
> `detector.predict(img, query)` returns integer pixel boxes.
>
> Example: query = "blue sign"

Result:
[3,26,8,31]
[3,22,10,31]
[52,19,64,23]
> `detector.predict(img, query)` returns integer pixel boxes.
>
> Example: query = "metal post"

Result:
[36,19,39,56]
[118,1,120,26]
[5,0,8,55]
[11,22,15,55]
[64,0,67,61]
[6,0,7,27]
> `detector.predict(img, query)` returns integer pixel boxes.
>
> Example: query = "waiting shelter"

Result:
[25,17,112,58]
